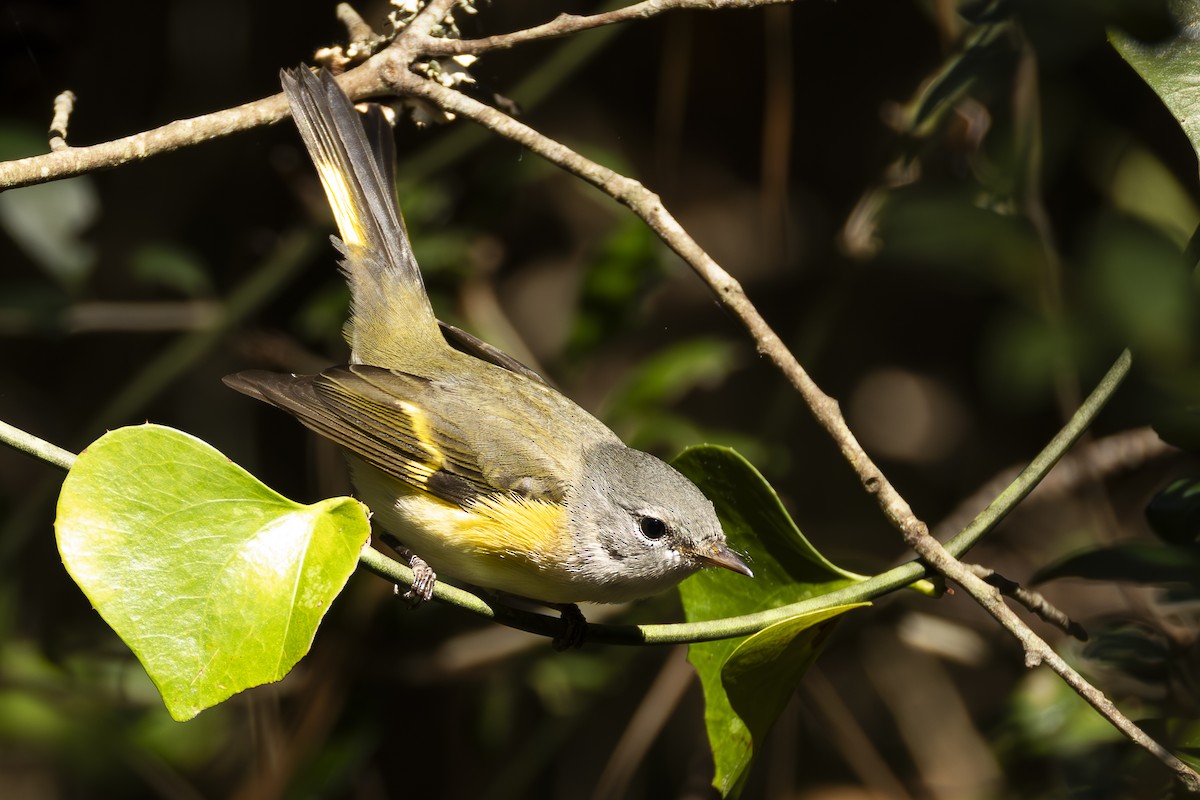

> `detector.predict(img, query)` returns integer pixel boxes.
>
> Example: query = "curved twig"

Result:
[424,0,793,55]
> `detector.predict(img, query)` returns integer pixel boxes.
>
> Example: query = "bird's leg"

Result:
[402,554,437,606]
[550,603,587,650]
[378,533,437,606]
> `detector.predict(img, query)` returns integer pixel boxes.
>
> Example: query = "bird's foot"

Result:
[550,603,587,650]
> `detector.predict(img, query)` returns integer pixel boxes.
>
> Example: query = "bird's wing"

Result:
[223,364,578,507]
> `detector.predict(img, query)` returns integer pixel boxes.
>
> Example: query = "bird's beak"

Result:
[698,542,753,578]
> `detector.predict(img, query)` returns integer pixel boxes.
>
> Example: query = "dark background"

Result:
[1,1,1198,798]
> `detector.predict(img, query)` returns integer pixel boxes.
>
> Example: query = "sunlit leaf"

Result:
[55,424,370,721]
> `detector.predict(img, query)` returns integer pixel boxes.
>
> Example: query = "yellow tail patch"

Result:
[315,161,366,248]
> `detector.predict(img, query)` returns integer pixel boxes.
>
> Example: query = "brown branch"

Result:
[336,2,377,45]
[0,0,461,192]
[0,92,292,191]
[968,564,1088,641]
[425,0,794,55]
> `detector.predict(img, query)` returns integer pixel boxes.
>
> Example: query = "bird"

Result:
[223,68,752,642]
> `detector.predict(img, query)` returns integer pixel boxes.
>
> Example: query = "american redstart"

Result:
[224,69,751,630]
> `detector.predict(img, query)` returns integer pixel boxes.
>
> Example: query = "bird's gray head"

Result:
[567,443,752,603]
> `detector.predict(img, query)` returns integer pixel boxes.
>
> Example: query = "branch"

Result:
[2,351,1190,785]
[0,0,461,192]
[0,93,292,191]
[424,0,793,55]
[969,564,1087,641]
[48,90,78,151]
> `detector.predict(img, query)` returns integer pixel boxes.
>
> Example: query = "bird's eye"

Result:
[639,516,667,540]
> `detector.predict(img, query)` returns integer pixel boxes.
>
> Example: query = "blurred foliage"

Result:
[0,126,98,293]
[1,0,1200,797]
[128,242,214,298]
[1016,474,1200,796]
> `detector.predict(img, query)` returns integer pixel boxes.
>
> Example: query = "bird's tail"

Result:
[280,67,442,366]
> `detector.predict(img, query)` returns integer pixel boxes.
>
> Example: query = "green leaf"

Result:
[1084,214,1197,364]
[1160,718,1200,769]
[54,424,370,721]
[1111,1,1200,168]
[716,604,866,794]
[673,445,865,797]
[604,338,747,455]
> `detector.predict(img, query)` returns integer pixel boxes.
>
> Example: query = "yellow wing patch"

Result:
[399,400,444,470]
[315,161,366,248]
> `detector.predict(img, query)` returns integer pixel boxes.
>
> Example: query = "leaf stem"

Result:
[943,350,1132,557]
[0,420,76,471]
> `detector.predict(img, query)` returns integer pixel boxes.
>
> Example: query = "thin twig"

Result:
[336,3,377,45]
[0,92,293,190]
[968,564,1088,641]
[0,0,783,191]
[0,412,1069,652]
[424,0,793,55]
[48,90,77,151]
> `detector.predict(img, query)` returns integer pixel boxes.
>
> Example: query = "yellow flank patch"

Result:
[457,493,568,566]
[315,161,366,248]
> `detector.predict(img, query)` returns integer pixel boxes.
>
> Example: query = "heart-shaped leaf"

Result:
[55,424,370,720]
